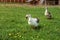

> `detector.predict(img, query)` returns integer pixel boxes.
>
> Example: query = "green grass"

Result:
[0,6,60,40]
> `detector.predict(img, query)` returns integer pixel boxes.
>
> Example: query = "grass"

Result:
[0,5,60,40]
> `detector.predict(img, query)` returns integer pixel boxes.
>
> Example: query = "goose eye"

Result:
[26,17,28,19]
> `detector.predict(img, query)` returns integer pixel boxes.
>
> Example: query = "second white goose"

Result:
[45,7,52,19]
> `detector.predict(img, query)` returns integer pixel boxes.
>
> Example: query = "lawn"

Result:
[0,5,60,40]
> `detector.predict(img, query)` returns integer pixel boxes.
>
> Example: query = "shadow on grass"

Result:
[33,25,44,31]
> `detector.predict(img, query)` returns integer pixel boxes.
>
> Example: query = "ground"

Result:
[0,3,60,40]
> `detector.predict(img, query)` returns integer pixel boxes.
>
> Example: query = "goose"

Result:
[25,14,39,29]
[45,7,52,19]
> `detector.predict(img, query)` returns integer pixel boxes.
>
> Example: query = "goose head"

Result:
[25,14,31,19]
[45,7,49,15]
[45,7,48,11]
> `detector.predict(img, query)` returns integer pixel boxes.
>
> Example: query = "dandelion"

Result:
[9,33,12,36]
[19,35,22,38]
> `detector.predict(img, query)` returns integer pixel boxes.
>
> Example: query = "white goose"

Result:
[45,7,52,19]
[25,14,39,29]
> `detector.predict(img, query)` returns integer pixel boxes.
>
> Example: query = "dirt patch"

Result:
[0,3,60,8]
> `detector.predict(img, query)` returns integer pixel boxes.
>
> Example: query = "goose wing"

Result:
[33,18,39,23]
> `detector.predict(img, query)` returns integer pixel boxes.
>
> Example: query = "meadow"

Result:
[0,5,60,40]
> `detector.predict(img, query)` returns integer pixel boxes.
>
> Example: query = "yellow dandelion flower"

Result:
[9,33,11,36]
[19,35,22,38]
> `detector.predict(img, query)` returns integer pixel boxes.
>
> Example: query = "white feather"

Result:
[28,18,38,27]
